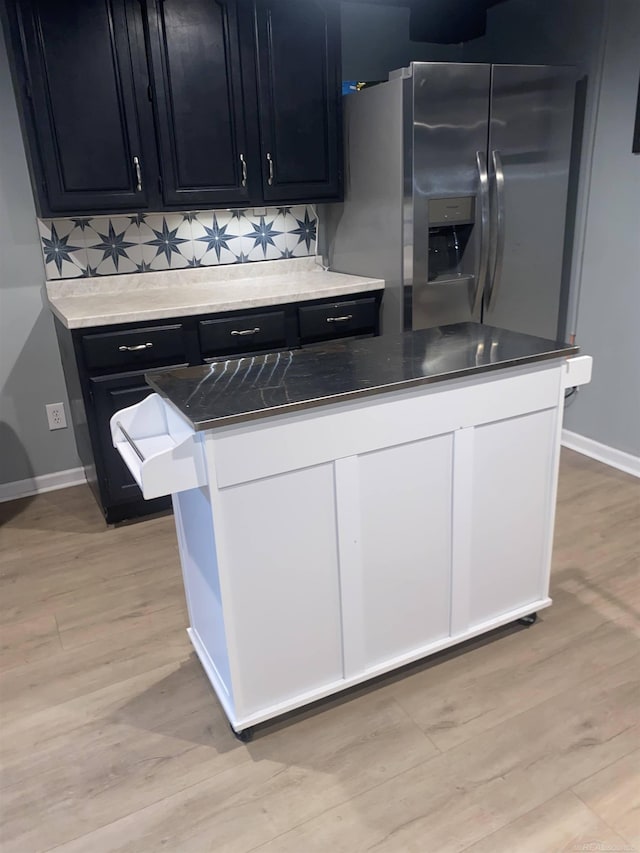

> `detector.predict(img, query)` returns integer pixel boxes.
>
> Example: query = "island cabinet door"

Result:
[453,406,559,633]
[337,435,453,674]
[216,462,344,718]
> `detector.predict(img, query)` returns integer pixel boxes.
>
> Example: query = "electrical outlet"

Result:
[46,402,67,430]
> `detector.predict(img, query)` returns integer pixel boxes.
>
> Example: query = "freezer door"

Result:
[410,62,491,331]
[484,65,575,339]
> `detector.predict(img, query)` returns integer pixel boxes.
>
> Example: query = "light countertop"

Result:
[46,258,385,329]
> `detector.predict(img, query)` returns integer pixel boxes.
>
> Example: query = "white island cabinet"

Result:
[111,324,591,739]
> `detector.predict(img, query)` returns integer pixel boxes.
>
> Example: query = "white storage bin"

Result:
[110,393,207,499]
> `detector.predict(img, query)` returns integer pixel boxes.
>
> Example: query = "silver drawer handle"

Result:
[266,152,274,186]
[118,342,153,352]
[326,315,353,323]
[116,422,145,462]
[133,156,142,192]
[230,328,261,336]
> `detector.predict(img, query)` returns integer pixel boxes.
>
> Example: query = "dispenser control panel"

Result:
[428,196,474,225]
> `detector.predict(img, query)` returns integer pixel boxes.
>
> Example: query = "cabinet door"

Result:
[355,435,453,669]
[465,408,558,628]
[14,0,155,214]
[146,0,253,208]
[218,463,344,716]
[253,0,342,202]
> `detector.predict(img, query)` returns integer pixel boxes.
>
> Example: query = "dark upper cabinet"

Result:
[3,0,342,215]
[145,0,254,208]
[7,0,158,216]
[253,0,342,202]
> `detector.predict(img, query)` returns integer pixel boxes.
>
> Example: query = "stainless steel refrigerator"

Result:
[324,62,576,340]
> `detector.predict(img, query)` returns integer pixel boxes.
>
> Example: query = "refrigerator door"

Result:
[410,63,491,331]
[484,65,576,339]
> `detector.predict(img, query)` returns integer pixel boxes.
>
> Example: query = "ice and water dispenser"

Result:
[427,196,475,282]
[411,194,479,331]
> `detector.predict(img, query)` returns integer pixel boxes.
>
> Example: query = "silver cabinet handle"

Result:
[118,342,153,352]
[133,156,142,192]
[116,422,145,462]
[488,149,506,310]
[474,151,490,314]
[230,328,260,336]
[240,153,247,188]
[266,152,274,186]
[326,315,353,323]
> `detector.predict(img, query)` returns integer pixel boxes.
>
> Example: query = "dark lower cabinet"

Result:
[199,309,289,360]
[55,291,380,524]
[298,297,378,345]
[254,0,342,202]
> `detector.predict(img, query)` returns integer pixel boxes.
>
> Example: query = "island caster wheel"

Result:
[231,724,253,743]
[517,612,537,626]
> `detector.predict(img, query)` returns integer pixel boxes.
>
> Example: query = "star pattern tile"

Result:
[41,223,82,276]
[90,222,136,271]
[71,217,92,231]
[291,210,317,252]
[146,217,190,265]
[38,205,317,279]
[246,215,283,257]
[195,215,239,261]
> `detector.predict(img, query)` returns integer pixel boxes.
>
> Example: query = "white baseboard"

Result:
[562,430,640,478]
[0,466,87,503]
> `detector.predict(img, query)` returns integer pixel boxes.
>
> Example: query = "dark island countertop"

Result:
[146,322,578,431]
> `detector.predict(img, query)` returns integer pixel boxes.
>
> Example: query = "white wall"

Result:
[0,34,80,486]
[563,0,640,457]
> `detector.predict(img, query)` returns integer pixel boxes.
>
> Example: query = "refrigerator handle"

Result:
[488,149,506,310]
[474,151,490,313]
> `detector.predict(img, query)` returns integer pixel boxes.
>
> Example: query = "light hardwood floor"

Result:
[0,449,638,853]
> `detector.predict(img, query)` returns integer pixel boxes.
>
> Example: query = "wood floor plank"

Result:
[572,750,640,848]
[0,612,62,670]
[0,453,637,853]
[459,790,634,853]
[36,692,437,853]
[0,610,190,725]
[249,656,640,853]
[387,603,638,751]
[0,658,255,853]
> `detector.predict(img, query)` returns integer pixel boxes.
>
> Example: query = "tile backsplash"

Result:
[38,205,317,280]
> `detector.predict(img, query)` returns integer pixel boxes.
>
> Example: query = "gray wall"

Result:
[563,0,640,455]
[0,34,79,485]
[341,0,603,80]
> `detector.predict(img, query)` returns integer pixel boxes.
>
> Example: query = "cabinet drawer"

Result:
[82,324,188,372]
[298,297,377,344]
[199,311,287,359]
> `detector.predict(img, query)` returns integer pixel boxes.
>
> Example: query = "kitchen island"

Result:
[111,323,591,739]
